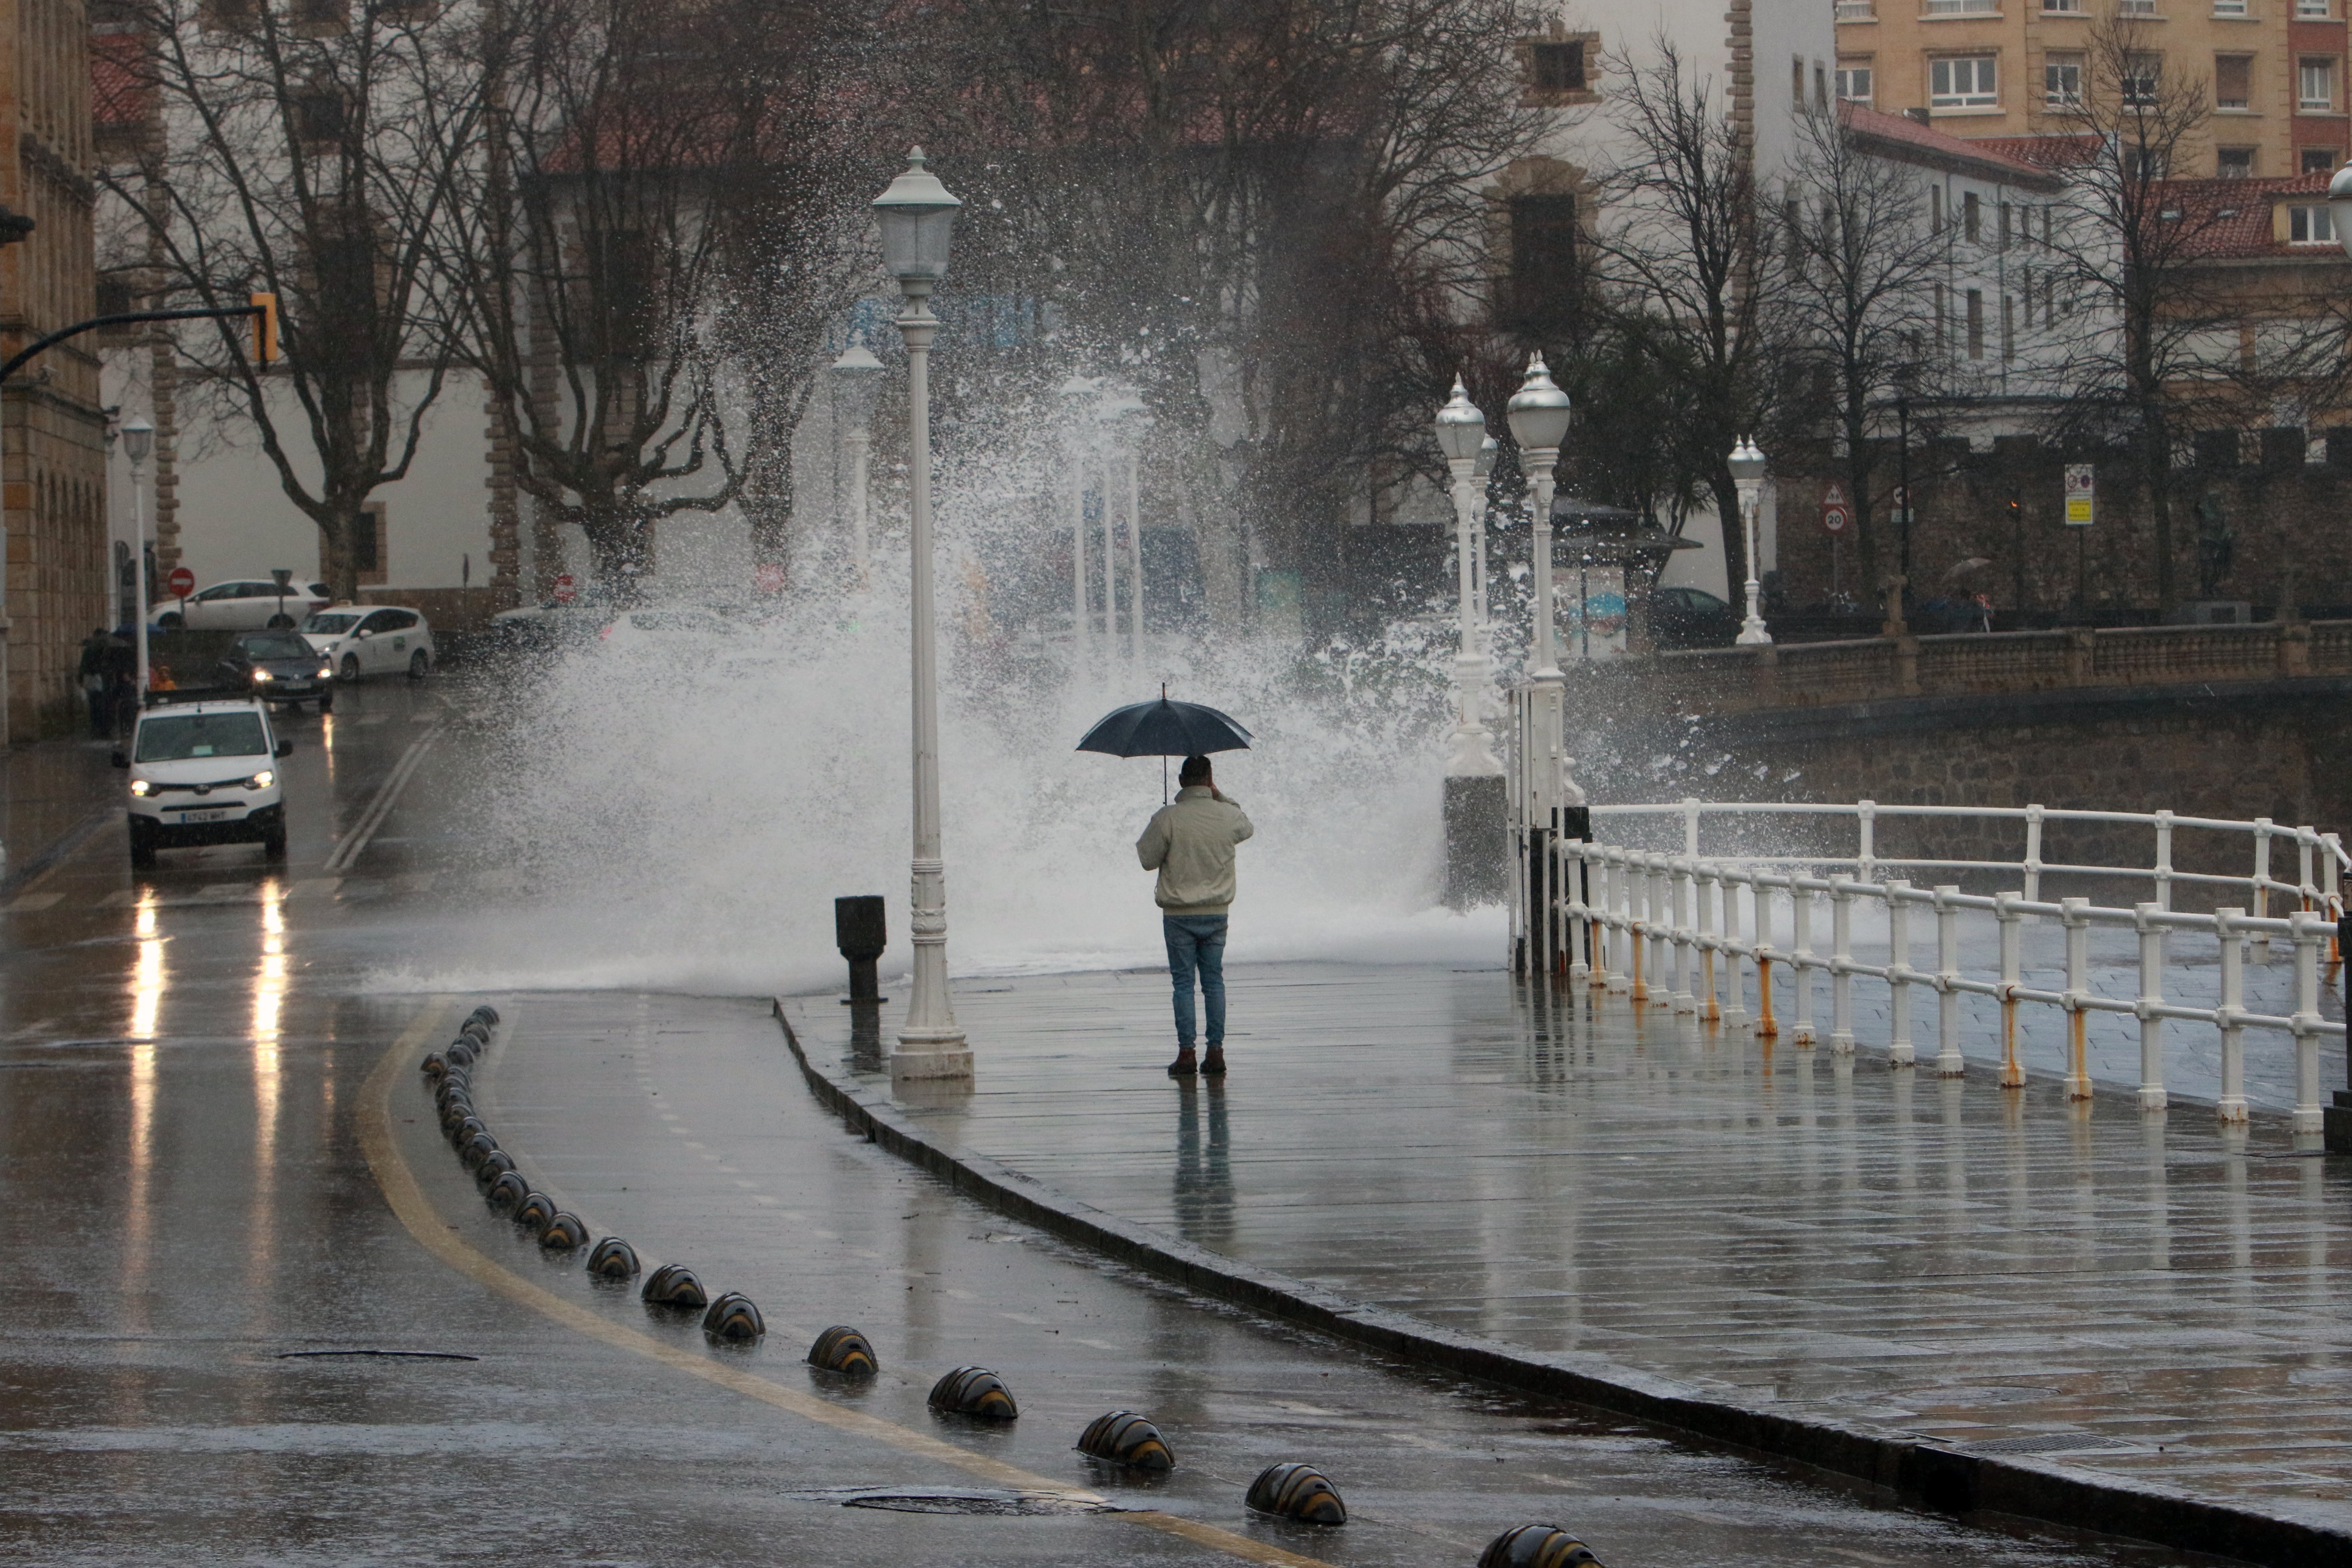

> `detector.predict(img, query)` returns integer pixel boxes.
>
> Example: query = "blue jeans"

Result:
[1164,914,1228,1048]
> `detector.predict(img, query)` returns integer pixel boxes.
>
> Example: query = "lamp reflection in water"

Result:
[251,879,286,1284]
[126,891,163,1319]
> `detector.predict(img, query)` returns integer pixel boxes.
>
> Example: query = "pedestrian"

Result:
[78,628,113,738]
[1135,753,1254,1078]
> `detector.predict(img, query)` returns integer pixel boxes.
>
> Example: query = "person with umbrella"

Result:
[1078,692,1256,1078]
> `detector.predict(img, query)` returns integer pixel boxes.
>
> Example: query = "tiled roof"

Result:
[1841,103,2063,187]
[2159,172,2340,259]
[1963,133,2105,171]
[90,31,152,132]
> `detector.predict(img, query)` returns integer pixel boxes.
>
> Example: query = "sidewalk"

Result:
[784,961,2352,1548]
[0,736,119,894]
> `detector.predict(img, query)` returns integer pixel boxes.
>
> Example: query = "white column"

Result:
[1126,449,1143,668]
[845,427,873,582]
[1443,450,1501,778]
[1070,444,1089,685]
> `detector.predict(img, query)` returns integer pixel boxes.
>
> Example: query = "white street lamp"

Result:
[1436,377,1500,779]
[1506,354,1576,806]
[830,343,883,583]
[1729,435,1772,646]
[1057,375,1094,686]
[2329,163,2352,261]
[1101,386,1149,669]
[1471,435,1497,640]
[873,147,970,1079]
[124,416,155,702]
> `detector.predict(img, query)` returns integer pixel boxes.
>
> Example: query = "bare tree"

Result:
[1769,101,1945,597]
[445,0,872,598]
[102,0,491,603]
[1587,38,1776,596]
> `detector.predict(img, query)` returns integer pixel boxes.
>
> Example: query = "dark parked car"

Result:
[1648,586,1743,650]
[217,630,336,713]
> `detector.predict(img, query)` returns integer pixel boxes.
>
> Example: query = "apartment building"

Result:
[1834,0,2352,180]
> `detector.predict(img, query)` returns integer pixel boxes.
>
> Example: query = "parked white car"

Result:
[152,578,331,630]
[113,693,292,866]
[301,605,437,681]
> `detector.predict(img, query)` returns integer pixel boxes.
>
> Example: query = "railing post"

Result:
[2062,896,2092,1099]
[1627,850,1649,1002]
[1791,881,1816,1045]
[2251,818,2274,965]
[2135,901,2166,1113]
[1588,850,1612,989]
[1856,800,1877,887]
[1697,865,1721,1023]
[1722,867,1749,1026]
[2292,910,2325,1134]
[1670,857,1696,1012]
[1682,796,1702,859]
[2023,803,2045,907]
[1934,884,1964,1077]
[1563,836,1589,987]
[2298,825,2317,914]
[1887,879,1914,1066]
[2217,906,2248,1123]
[1754,873,1778,1038]
[1828,873,1855,1054]
[1608,848,1633,995]
[1648,858,1672,1009]
[2153,809,2175,913]
[1996,890,2024,1087]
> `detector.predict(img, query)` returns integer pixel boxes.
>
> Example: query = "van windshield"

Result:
[303,612,361,634]
[136,712,269,762]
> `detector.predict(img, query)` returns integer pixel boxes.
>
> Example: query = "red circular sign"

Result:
[754,562,787,594]
[552,573,577,606]
[166,566,196,597]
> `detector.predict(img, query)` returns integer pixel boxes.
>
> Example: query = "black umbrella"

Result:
[1076,690,1252,801]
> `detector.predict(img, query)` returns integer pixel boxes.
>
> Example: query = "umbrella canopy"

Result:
[1076,696,1252,759]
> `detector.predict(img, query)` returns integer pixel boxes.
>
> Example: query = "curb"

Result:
[774,996,2350,1568]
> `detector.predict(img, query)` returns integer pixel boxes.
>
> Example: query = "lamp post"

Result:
[830,344,883,584]
[1729,435,1772,645]
[1506,355,1577,972]
[1470,435,1497,645]
[1058,375,1093,685]
[1438,379,1505,908]
[1101,386,1149,669]
[124,416,154,702]
[873,148,970,1079]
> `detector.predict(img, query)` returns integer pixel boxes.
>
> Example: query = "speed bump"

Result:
[1077,1411,1174,1471]
[472,1150,516,1186]
[539,1212,588,1250]
[806,1325,878,1376]
[586,1237,640,1278]
[642,1263,707,1309]
[484,1171,530,1213]
[703,1292,765,1341]
[1477,1526,1602,1568]
[927,1366,1018,1421]
[513,1191,557,1233]
[456,1131,499,1171]
[1245,1463,1345,1525]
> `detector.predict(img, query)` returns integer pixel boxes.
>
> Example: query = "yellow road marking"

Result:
[361,1000,1335,1568]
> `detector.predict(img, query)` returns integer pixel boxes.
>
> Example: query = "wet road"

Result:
[0,679,2199,1563]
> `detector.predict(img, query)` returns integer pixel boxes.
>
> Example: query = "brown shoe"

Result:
[1166,1047,1198,1077]
[1200,1047,1227,1077]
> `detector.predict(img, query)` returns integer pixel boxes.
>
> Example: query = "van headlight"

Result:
[252,668,273,682]
[247,770,275,790]
[130,779,153,796]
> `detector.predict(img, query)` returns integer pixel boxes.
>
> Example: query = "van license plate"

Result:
[178,808,234,823]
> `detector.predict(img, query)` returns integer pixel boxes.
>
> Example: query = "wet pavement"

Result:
[0,674,2200,1565]
[785,964,2352,1535]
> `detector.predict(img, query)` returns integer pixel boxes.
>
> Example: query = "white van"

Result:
[114,695,293,866]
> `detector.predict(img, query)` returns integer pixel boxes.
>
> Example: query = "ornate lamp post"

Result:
[1437,380,1505,907]
[873,149,970,1080]
[1506,355,1577,971]
[830,344,883,584]
[1470,435,1497,645]
[1729,436,1772,646]
[123,416,154,701]
[1100,386,1149,669]
[1058,375,1094,685]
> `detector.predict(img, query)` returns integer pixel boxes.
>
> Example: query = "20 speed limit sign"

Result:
[1821,481,1851,535]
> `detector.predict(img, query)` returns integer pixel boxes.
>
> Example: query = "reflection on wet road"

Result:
[0,680,2207,1563]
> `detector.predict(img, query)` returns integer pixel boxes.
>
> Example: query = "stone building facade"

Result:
[3,0,107,738]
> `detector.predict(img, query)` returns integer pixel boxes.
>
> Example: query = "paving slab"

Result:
[785,961,2352,1544]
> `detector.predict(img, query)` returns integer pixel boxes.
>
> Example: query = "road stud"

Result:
[927,1366,1018,1420]
[586,1237,640,1278]
[642,1263,707,1309]
[1477,1525,1601,1568]
[1077,1411,1174,1471]
[1245,1463,1345,1525]
[806,1325,878,1376]
[703,1292,765,1341]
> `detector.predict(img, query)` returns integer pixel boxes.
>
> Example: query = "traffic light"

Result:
[250,291,278,364]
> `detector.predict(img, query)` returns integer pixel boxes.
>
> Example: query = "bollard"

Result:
[513,1191,557,1232]
[643,1263,708,1308]
[2136,902,2168,1111]
[586,1237,640,1278]
[703,1292,765,1340]
[447,1112,486,1145]
[472,1150,516,1186]
[1077,1411,1175,1470]
[1828,874,1855,1055]
[1932,885,1962,1076]
[836,895,888,1004]
[928,1366,1018,1420]
[458,1018,491,1045]
[1244,1463,1346,1525]
[1479,1525,1603,1568]
[807,1325,879,1376]
[485,1171,530,1213]
[539,1212,588,1250]
[2217,908,2249,1122]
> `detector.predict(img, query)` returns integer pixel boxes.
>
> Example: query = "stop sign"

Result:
[166,566,195,598]
[552,573,577,605]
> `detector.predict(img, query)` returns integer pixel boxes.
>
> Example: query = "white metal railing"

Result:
[1528,800,2347,1130]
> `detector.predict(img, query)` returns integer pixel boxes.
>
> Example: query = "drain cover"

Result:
[798,1488,1112,1517]
[1966,1433,2142,1455]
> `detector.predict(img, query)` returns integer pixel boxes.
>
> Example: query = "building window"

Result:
[2218,146,2256,176]
[1931,55,1999,108]
[2301,58,2335,110]
[2289,202,2336,242]
[2043,0,2080,10]
[1531,41,1586,94]
[2212,0,2249,15]
[329,503,390,587]
[1934,282,1948,346]
[2125,144,2168,179]
[1931,185,1945,231]
[1816,63,1830,109]
[2303,146,2340,173]
[1834,0,1875,17]
[289,0,348,29]
[1924,0,1999,13]
[292,84,349,143]
[1964,190,1982,240]
[2046,54,2083,105]
[2297,0,2331,15]
[1836,61,1874,102]
[1999,201,2013,248]
[1967,289,1986,359]
[2117,0,2156,13]
[1503,193,1580,336]
[2002,295,2016,361]
[2216,55,2252,111]
[2122,54,2162,106]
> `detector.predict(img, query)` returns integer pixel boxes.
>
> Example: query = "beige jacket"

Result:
[1136,786,1256,915]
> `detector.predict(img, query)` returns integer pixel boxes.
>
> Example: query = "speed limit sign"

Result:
[1821,482,1851,536]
